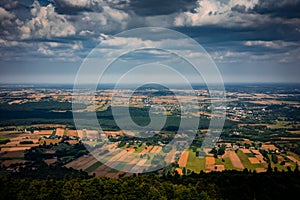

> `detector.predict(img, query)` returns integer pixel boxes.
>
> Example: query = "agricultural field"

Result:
[185,151,205,173]
[236,150,264,171]
[0,84,300,178]
[0,127,81,169]
[178,150,189,167]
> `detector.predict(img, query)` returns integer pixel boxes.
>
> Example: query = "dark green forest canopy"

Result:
[1,171,300,200]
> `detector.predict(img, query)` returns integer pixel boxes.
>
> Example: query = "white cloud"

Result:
[101,36,153,47]
[0,38,19,47]
[70,4,129,37]
[0,1,131,62]
[79,30,94,36]
[72,41,83,50]
[211,50,250,63]
[19,1,76,39]
[78,5,129,30]
[57,0,94,7]
[47,42,60,48]
[54,0,111,9]
[0,7,14,19]
[0,7,15,26]
[102,5,128,23]
[244,40,298,49]
[38,46,54,55]
[2,0,130,43]
[32,41,84,61]
[98,33,110,40]
[212,46,300,64]
[174,0,260,27]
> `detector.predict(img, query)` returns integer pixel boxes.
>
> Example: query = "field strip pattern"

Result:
[251,150,266,163]
[178,151,189,167]
[224,150,244,169]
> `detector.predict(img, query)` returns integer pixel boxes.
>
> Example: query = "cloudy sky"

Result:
[0,0,299,84]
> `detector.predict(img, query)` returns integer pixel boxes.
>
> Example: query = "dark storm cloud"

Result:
[252,0,300,18]
[0,0,54,9]
[53,0,103,15]
[0,0,18,10]
[126,0,198,16]
[0,0,299,84]
[0,1,46,25]
[231,4,246,13]
[175,24,299,45]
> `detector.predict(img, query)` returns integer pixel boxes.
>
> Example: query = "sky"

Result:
[0,0,300,84]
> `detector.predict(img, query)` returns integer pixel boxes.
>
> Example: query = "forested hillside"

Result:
[1,170,300,200]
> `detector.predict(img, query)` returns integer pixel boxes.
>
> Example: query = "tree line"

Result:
[1,169,300,200]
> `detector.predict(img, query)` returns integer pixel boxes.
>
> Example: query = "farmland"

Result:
[2,125,287,177]
[185,151,205,173]
[0,84,300,177]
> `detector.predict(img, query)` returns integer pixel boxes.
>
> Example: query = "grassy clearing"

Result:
[186,151,205,173]
[215,158,235,170]
[84,161,102,173]
[237,150,264,170]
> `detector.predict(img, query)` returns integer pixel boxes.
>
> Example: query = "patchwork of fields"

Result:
[177,148,300,174]
[1,127,300,177]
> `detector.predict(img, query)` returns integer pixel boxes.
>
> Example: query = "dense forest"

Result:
[1,170,300,200]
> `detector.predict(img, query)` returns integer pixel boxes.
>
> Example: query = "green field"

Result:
[268,154,298,171]
[237,150,265,170]
[215,157,236,170]
[186,151,205,173]
[85,161,102,173]
[115,162,129,171]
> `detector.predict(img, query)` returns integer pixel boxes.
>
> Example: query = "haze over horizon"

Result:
[0,0,299,84]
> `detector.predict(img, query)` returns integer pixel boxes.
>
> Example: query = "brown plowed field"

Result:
[178,151,189,167]
[223,150,244,169]
[205,156,215,165]
[248,157,260,164]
